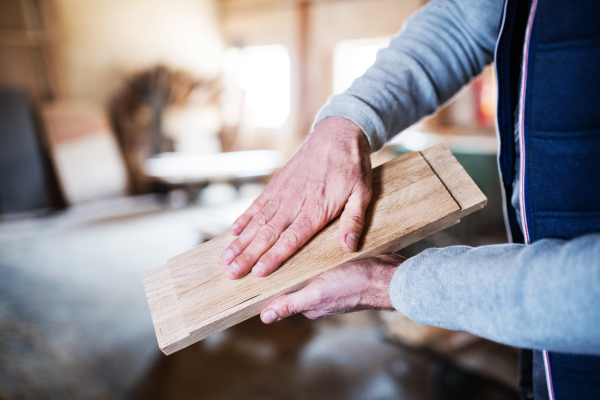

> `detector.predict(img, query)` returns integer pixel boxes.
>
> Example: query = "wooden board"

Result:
[142,143,487,355]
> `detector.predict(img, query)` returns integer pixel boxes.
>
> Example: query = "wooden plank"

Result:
[142,143,487,355]
[141,265,188,350]
[168,151,457,328]
[420,142,487,215]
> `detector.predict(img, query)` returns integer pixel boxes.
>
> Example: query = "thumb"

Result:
[260,289,315,324]
[339,188,371,252]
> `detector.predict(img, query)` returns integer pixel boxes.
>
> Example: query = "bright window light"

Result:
[223,45,290,129]
[333,37,390,94]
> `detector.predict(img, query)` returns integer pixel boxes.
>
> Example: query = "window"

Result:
[333,37,390,94]
[222,45,290,129]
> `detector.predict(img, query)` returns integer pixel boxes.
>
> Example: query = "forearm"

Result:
[390,234,600,355]
[314,0,503,151]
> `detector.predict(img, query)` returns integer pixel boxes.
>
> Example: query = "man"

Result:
[220,0,600,398]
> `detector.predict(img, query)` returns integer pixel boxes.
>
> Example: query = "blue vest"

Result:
[495,0,600,399]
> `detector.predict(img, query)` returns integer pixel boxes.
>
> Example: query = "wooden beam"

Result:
[0,29,46,47]
[142,143,487,355]
[295,0,311,139]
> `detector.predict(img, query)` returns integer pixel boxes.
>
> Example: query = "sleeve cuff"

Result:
[311,94,388,152]
[389,257,413,315]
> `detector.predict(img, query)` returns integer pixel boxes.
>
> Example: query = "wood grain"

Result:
[142,143,487,355]
[141,265,188,350]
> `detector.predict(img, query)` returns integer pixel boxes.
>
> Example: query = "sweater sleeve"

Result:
[389,234,600,355]
[312,0,504,151]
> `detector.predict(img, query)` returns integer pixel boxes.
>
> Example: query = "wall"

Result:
[310,0,424,126]
[220,0,426,146]
[55,0,224,103]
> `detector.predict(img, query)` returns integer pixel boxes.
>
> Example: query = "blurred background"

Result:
[0,0,515,399]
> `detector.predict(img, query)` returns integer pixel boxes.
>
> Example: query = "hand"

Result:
[221,116,372,279]
[259,254,405,323]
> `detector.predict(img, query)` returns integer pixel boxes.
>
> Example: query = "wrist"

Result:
[311,116,371,154]
[362,259,401,310]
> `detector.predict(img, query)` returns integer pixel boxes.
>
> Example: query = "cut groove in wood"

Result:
[420,144,487,214]
[142,143,487,355]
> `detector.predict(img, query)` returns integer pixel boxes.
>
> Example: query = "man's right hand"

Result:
[221,116,373,280]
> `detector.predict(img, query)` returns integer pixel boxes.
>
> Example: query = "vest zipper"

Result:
[518,1,556,399]
[518,0,535,246]
[494,0,514,243]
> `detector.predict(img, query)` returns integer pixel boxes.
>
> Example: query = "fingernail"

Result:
[229,223,239,233]
[222,249,234,263]
[225,262,239,276]
[263,310,280,324]
[252,262,265,276]
[346,233,358,250]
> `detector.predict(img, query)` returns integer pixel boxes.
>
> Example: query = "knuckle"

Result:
[279,300,297,317]
[257,263,275,276]
[234,215,249,226]
[296,215,315,235]
[344,213,365,228]
[279,229,302,248]
[251,212,269,227]
[256,224,278,243]
[259,250,282,268]
[307,202,326,221]
[308,286,325,304]
[303,311,321,320]
[235,252,252,267]
[229,239,243,253]
[253,194,269,208]
[247,221,262,232]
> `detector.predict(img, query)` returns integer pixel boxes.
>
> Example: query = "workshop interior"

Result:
[1,0,518,399]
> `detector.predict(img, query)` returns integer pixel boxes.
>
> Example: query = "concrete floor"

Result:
[130,313,518,400]
[0,195,517,400]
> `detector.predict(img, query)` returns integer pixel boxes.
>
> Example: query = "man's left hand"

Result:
[260,254,405,323]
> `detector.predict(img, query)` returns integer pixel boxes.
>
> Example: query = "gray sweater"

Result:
[313,0,600,355]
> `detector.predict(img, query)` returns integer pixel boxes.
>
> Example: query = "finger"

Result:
[376,253,406,265]
[253,213,318,277]
[221,201,279,265]
[339,187,371,252]
[226,214,291,279]
[260,287,320,323]
[228,194,269,236]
